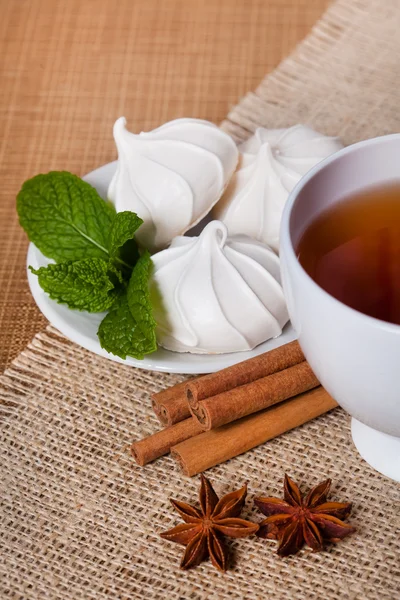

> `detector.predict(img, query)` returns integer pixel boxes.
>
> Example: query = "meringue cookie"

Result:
[213,125,343,252]
[150,221,288,354]
[108,117,238,252]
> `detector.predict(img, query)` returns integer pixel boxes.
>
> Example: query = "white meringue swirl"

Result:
[213,125,343,252]
[150,221,289,354]
[108,117,238,252]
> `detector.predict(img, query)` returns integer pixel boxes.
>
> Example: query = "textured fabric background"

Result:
[0,0,328,371]
[0,328,399,599]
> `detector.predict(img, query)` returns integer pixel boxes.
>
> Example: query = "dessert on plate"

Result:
[108,117,239,252]
[20,117,343,362]
[150,221,288,354]
[213,125,343,251]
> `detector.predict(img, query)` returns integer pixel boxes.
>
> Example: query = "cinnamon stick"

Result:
[152,340,304,427]
[190,361,319,431]
[171,387,338,476]
[186,340,304,410]
[131,418,203,466]
[151,380,192,426]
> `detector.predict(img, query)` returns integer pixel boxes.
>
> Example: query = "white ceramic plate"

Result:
[26,162,296,373]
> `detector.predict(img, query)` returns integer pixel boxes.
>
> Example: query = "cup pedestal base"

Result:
[351,418,400,482]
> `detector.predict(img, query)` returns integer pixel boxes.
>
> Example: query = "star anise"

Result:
[160,474,259,571]
[254,474,356,557]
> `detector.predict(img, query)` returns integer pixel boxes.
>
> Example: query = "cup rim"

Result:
[280,132,400,333]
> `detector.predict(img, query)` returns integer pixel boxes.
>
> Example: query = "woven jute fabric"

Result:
[1,328,399,599]
[2,0,400,597]
[0,0,328,372]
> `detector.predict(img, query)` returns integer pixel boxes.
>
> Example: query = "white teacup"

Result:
[280,134,400,482]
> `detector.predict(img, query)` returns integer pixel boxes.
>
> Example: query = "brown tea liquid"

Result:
[297,183,400,324]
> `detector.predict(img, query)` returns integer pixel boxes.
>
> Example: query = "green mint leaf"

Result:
[126,250,157,348]
[108,211,143,267]
[17,171,116,262]
[30,258,120,313]
[98,294,141,359]
[98,251,157,359]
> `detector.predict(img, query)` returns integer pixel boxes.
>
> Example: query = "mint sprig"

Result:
[29,259,121,313]
[18,171,157,360]
[98,252,157,359]
[108,211,142,274]
[108,211,143,261]
[17,172,116,262]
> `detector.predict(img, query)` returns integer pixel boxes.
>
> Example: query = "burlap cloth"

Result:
[1,0,400,598]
